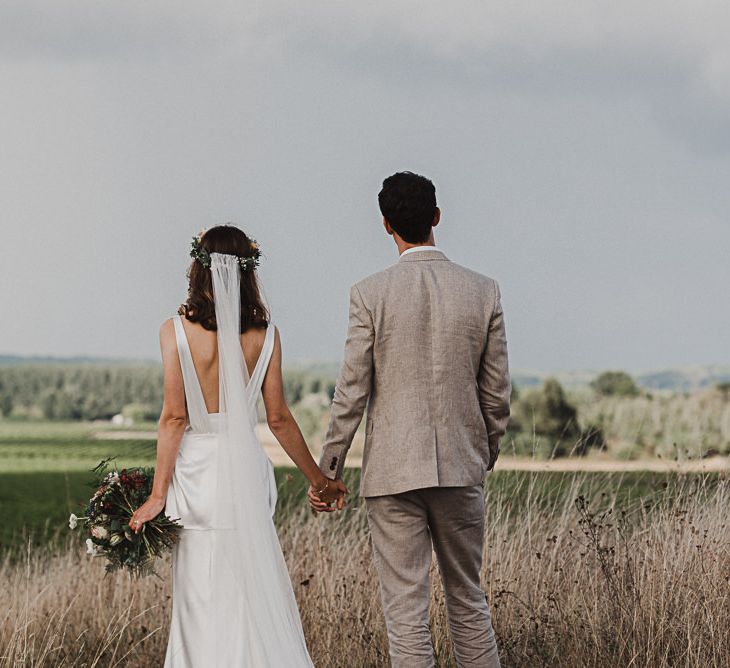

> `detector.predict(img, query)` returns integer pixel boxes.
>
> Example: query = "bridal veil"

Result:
[208,252,312,666]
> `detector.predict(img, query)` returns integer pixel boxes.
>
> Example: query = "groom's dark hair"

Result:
[378,172,437,244]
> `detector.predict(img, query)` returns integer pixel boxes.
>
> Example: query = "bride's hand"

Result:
[129,496,166,533]
[308,478,348,512]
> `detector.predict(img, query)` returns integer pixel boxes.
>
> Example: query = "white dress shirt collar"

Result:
[400,245,439,257]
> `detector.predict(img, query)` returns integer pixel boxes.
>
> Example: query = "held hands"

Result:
[308,478,349,513]
[129,495,166,534]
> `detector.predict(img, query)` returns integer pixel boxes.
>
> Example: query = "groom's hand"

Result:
[486,447,499,471]
[308,478,348,512]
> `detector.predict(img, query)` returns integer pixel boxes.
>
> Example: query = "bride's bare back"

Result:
[178,316,268,414]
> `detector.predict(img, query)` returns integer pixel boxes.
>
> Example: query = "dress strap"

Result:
[172,315,212,434]
[247,323,276,399]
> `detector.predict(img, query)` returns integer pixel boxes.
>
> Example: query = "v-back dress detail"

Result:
[163,316,303,667]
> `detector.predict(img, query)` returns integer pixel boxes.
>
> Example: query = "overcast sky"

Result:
[1,1,728,373]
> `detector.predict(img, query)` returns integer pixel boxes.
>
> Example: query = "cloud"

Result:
[267,1,730,153]
[0,1,264,63]
[2,1,728,162]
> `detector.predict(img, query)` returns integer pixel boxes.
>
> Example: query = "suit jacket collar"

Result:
[398,249,449,263]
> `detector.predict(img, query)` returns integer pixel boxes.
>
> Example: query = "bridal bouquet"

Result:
[69,459,183,577]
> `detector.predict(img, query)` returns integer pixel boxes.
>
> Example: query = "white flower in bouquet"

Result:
[68,513,79,530]
[91,525,109,540]
[109,533,124,547]
[86,538,103,557]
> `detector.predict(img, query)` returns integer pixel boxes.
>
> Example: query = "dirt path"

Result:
[484,456,729,473]
[92,427,728,473]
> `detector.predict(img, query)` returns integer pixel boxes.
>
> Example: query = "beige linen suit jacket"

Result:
[319,249,511,498]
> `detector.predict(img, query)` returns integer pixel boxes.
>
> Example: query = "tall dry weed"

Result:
[1,474,728,667]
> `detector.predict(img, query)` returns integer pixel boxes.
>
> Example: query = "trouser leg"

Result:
[426,486,500,668]
[365,491,434,668]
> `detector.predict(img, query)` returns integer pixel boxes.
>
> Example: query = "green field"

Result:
[0,420,350,548]
[0,419,722,550]
[0,467,358,549]
[0,419,158,471]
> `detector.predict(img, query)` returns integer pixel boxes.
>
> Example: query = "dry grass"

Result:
[1,475,728,668]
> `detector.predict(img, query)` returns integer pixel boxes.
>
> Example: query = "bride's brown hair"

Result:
[178,225,269,332]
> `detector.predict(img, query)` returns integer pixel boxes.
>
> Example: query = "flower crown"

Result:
[190,231,261,272]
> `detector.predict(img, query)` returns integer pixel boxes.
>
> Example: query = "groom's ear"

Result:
[383,217,394,236]
[432,207,441,228]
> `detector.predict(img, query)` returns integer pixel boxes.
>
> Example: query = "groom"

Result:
[310,171,510,667]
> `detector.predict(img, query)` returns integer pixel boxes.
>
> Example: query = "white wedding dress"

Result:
[163,253,313,667]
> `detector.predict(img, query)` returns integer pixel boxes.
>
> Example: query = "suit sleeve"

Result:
[319,284,374,480]
[477,280,511,463]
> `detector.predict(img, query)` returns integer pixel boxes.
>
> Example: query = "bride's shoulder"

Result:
[159,316,177,341]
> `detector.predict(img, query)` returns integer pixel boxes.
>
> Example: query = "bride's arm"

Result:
[130,319,187,532]
[262,327,348,509]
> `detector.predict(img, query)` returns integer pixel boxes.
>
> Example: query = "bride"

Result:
[127,225,347,666]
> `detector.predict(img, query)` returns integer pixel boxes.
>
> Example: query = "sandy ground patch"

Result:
[93,426,728,473]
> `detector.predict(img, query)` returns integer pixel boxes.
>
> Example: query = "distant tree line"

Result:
[0,366,164,420]
[5,365,726,460]
[0,364,337,421]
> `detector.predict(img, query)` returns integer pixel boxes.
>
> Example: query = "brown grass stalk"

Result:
[1,475,728,667]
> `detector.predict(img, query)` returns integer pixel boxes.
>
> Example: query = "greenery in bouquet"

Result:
[68,458,183,577]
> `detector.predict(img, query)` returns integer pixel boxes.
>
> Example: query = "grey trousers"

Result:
[365,485,500,668]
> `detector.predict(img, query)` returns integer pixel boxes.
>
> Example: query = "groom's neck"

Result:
[395,232,436,256]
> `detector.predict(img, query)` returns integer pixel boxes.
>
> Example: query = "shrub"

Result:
[122,403,160,422]
[514,378,579,438]
[591,371,640,397]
